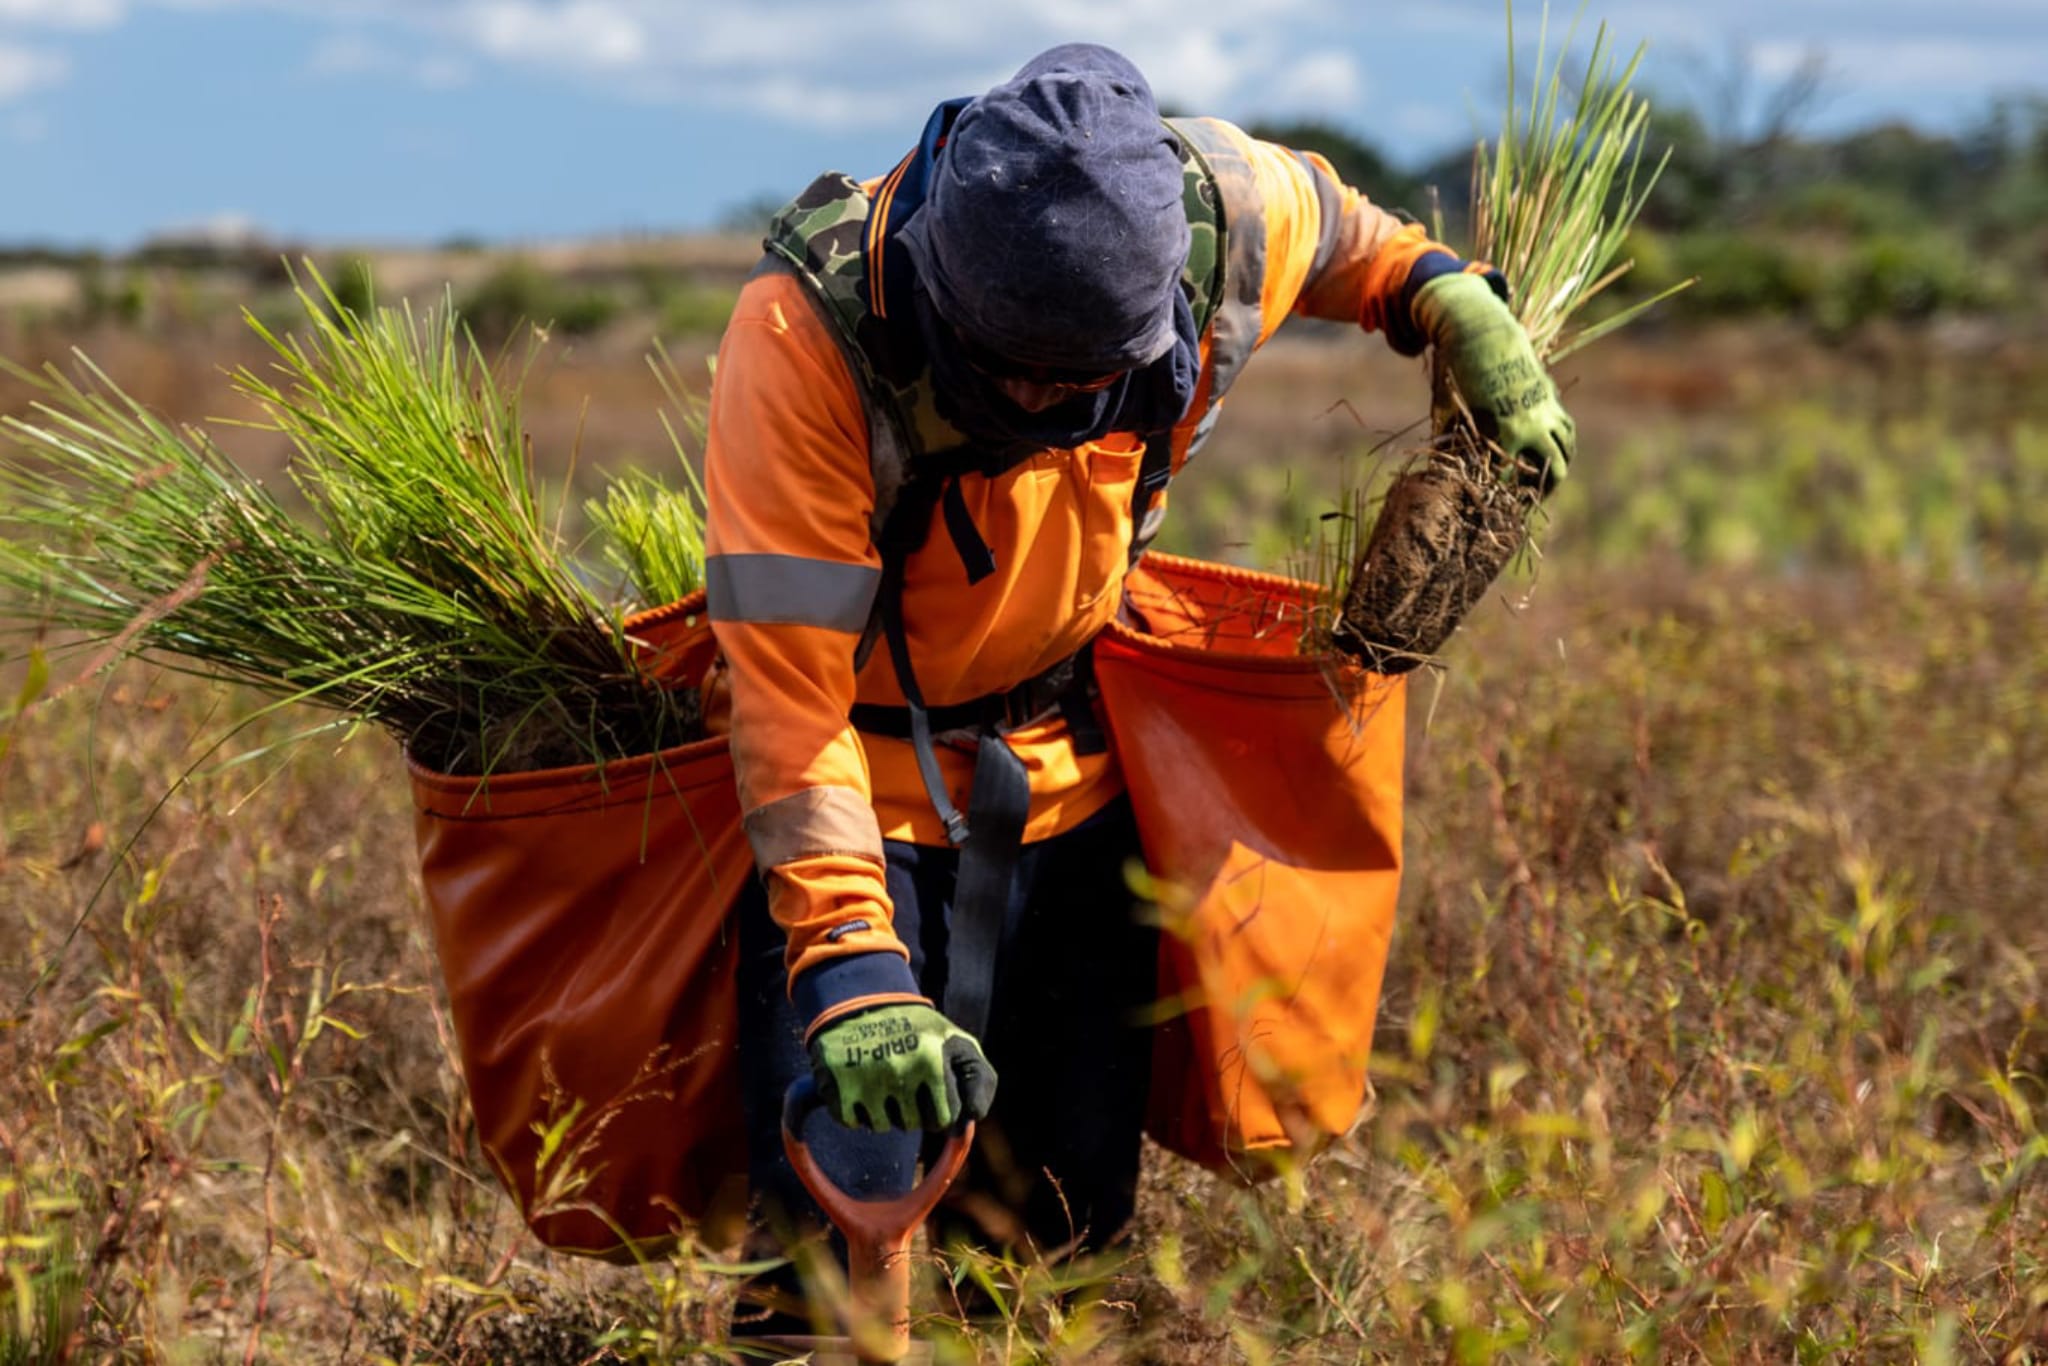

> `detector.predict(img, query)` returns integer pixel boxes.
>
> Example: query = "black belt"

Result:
[849,648,1102,748]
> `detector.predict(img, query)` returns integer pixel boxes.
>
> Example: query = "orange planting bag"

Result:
[408,594,754,1257]
[1094,554,1406,1173]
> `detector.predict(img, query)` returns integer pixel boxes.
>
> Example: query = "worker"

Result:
[702,40,1574,1329]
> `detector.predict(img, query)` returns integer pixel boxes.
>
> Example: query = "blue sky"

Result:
[1,0,2042,248]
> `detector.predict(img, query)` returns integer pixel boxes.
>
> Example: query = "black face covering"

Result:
[911,277,1201,462]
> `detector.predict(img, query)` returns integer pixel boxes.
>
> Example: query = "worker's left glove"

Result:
[806,999,997,1133]
[1413,272,1576,493]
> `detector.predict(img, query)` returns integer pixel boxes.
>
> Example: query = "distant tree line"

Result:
[1246,90,2048,329]
[6,85,2042,337]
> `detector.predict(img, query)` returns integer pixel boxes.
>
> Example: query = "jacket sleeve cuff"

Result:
[792,949,922,1024]
[1387,254,1511,357]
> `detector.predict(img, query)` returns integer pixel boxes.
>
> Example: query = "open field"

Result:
[3,275,2046,1361]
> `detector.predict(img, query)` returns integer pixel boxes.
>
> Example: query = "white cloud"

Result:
[1270,51,1363,110]
[0,0,1410,133]
[732,73,929,131]
[1389,100,1470,148]
[306,30,383,74]
[0,0,125,28]
[0,41,65,101]
[288,0,1369,128]
[148,209,263,245]
[1118,30,1258,107]
[414,53,469,88]
[1757,34,2043,90]
[11,0,2043,145]
[607,4,1350,125]
[456,0,645,71]
[307,30,471,87]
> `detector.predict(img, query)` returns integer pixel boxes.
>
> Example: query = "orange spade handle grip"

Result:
[782,1077,974,1363]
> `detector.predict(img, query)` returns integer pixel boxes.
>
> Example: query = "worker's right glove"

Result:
[1413,271,1576,492]
[805,998,998,1133]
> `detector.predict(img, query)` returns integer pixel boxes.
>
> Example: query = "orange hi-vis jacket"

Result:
[705,114,1462,1013]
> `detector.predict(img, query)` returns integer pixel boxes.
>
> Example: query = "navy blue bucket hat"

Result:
[900,43,1192,374]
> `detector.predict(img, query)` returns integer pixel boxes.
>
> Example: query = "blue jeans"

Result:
[735,796,1157,1263]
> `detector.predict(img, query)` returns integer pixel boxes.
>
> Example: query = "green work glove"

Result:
[806,1000,998,1133]
[1414,272,1576,491]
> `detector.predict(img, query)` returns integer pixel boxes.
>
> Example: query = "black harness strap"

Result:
[861,496,1026,1036]
[877,566,970,847]
[941,478,998,584]
[1129,429,1174,565]
[868,476,970,846]
[941,730,1029,1036]
[1059,673,1108,755]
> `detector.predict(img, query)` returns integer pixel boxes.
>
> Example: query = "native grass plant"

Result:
[1322,9,1692,671]
[0,270,707,776]
[583,349,710,610]
[1466,13,1688,363]
[0,1172,89,1366]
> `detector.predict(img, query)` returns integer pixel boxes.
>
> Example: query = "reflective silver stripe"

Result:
[1289,148,1349,282]
[1186,401,1223,457]
[705,553,879,632]
[745,785,885,869]
[1169,118,1268,405]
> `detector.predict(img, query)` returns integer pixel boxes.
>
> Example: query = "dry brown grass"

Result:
[4,557,2044,1363]
[4,303,2047,1362]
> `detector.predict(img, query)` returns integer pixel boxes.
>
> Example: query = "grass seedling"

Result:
[0,265,706,775]
[1320,5,1692,669]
